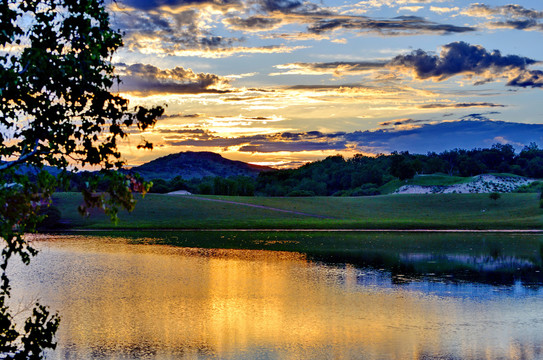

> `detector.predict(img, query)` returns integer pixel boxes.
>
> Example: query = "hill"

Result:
[130,151,272,180]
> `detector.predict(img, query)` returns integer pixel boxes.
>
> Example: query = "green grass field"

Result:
[53,192,543,230]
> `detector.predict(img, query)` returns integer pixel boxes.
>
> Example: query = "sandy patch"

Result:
[167,190,192,195]
[394,175,536,194]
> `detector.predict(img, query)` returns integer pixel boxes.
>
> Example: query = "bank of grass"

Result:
[53,192,543,230]
[99,230,542,257]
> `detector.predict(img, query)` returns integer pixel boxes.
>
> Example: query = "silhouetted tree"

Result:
[1,0,163,357]
[489,192,501,201]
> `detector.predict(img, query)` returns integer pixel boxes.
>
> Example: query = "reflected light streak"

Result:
[9,235,543,360]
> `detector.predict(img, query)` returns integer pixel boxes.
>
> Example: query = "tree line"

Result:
[60,142,543,197]
[256,143,543,196]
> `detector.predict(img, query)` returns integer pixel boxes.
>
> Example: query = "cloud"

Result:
[238,141,345,153]
[462,4,543,31]
[389,41,543,88]
[110,3,246,57]
[112,0,475,59]
[158,113,205,119]
[459,112,500,122]
[159,120,543,155]
[462,4,543,20]
[117,0,242,12]
[117,63,232,95]
[488,19,543,31]
[341,120,543,154]
[429,6,459,14]
[111,1,306,58]
[128,42,307,58]
[378,118,429,127]
[262,32,333,41]
[507,69,543,88]
[307,16,475,36]
[258,0,304,13]
[399,6,423,12]
[224,16,283,31]
[158,128,209,135]
[418,102,505,109]
[183,113,206,118]
[271,42,542,89]
[271,61,387,76]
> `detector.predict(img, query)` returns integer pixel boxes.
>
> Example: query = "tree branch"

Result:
[0,140,41,171]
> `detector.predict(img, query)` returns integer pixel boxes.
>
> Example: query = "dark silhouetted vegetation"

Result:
[489,192,501,201]
[256,143,543,196]
[48,142,543,197]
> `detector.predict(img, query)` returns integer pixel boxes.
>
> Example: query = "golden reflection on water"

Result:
[8,234,543,359]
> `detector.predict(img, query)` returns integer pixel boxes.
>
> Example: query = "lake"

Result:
[8,232,543,359]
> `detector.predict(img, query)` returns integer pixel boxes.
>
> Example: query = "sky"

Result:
[108,0,543,167]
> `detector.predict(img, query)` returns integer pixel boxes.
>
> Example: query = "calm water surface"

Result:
[8,233,543,360]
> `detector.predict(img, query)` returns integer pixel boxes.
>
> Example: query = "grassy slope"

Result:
[53,192,543,230]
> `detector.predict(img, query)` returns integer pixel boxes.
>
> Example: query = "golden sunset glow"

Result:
[12,236,543,360]
[95,0,543,167]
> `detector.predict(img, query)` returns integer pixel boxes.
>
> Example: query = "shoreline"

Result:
[52,228,543,233]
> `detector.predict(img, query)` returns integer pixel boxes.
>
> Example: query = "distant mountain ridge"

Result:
[130,151,273,180]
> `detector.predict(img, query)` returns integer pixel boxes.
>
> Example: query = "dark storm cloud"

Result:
[307,16,475,35]
[389,41,542,88]
[117,63,232,95]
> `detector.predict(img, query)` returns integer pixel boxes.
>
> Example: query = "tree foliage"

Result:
[256,143,543,196]
[145,175,256,196]
[489,192,501,201]
[1,0,163,357]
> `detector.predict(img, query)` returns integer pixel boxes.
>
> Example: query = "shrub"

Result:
[287,190,315,197]
[489,192,501,201]
[348,184,380,196]
[37,206,62,229]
